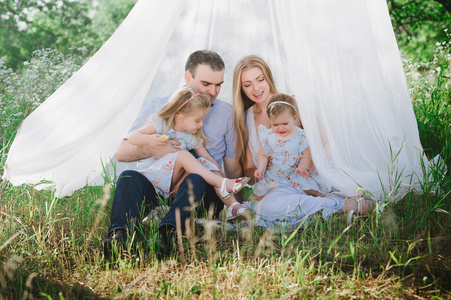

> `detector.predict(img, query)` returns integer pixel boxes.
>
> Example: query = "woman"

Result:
[233,55,277,182]
[232,55,382,230]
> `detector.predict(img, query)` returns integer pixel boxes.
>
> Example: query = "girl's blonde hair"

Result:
[232,55,278,167]
[267,93,302,128]
[157,86,211,145]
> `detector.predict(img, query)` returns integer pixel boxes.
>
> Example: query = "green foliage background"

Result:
[0,0,137,70]
[388,0,451,61]
[0,0,450,70]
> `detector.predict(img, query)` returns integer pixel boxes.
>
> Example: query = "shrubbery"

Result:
[0,48,88,152]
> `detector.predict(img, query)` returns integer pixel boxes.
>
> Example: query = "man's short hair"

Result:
[185,50,225,77]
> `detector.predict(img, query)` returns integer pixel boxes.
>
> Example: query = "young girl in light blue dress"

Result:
[128,86,250,222]
[253,93,330,198]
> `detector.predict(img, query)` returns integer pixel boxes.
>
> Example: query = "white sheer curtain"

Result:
[3,0,426,200]
[3,1,185,196]
[273,1,426,200]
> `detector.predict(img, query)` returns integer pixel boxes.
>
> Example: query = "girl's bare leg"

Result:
[171,167,247,216]
[210,170,239,206]
[171,151,247,204]
[172,152,249,218]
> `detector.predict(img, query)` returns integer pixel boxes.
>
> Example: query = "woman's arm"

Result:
[243,144,257,183]
[223,157,243,179]
[255,146,268,180]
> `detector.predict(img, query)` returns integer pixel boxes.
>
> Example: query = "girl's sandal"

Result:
[227,202,252,223]
[218,177,250,200]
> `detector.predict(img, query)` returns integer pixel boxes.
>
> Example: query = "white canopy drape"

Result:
[3,0,427,200]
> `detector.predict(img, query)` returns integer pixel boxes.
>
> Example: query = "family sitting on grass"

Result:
[102,50,382,257]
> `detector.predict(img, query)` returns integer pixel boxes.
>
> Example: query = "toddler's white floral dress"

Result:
[255,125,329,196]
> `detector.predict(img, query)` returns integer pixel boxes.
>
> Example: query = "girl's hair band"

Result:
[176,93,199,112]
[268,101,297,113]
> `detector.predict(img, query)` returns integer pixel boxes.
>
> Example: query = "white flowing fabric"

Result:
[3,0,426,200]
[273,1,426,200]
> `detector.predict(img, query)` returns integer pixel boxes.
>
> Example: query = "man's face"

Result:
[185,64,224,103]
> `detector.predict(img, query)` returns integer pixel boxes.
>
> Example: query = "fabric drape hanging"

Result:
[273,1,427,200]
[3,0,427,200]
[3,0,185,196]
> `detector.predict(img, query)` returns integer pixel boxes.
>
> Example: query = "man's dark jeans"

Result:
[108,170,222,236]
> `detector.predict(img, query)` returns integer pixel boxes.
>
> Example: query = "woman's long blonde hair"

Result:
[232,55,278,167]
[157,86,211,146]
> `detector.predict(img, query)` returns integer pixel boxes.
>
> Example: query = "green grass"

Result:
[1,42,451,299]
[1,182,450,298]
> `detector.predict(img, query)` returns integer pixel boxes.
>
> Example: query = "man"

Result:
[102,50,243,256]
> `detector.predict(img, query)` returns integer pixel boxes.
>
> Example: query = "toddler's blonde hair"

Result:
[266,93,302,128]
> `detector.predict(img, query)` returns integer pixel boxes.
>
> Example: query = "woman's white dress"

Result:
[243,108,345,231]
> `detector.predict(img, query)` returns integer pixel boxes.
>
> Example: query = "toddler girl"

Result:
[253,93,329,198]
